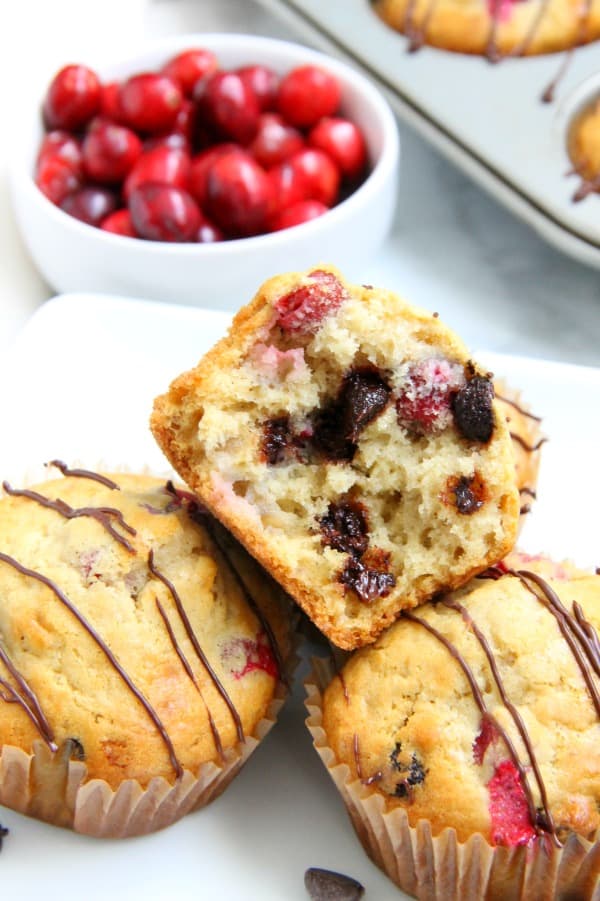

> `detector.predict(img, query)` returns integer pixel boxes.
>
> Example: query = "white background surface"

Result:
[0,293,599,901]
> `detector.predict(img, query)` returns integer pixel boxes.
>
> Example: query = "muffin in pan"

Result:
[308,555,600,898]
[372,0,600,58]
[151,265,520,651]
[0,464,293,836]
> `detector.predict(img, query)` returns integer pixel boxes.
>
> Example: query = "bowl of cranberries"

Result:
[11,33,399,308]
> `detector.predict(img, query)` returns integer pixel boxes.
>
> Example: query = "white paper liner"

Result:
[305,657,600,900]
[0,460,296,837]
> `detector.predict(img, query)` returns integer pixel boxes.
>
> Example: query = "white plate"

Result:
[0,293,599,901]
[255,0,600,269]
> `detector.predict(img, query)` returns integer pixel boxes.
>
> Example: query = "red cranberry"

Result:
[100,81,122,121]
[60,186,118,226]
[309,117,367,181]
[204,151,273,237]
[195,71,260,145]
[266,161,310,220]
[277,65,341,128]
[124,146,191,199]
[119,73,183,134]
[249,113,304,169]
[129,183,201,242]
[101,208,137,237]
[196,214,224,243]
[188,143,241,208]
[82,120,142,184]
[236,65,279,111]
[37,131,82,172]
[275,269,347,334]
[162,48,218,97]
[290,148,340,206]
[271,199,328,231]
[170,98,196,143]
[144,132,190,153]
[42,64,101,131]
[35,155,81,204]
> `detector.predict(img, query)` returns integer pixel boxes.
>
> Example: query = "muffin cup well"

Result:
[305,657,600,900]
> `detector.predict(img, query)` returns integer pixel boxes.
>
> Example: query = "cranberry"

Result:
[271,199,328,231]
[249,113,304,169]
[170,98,196,143]
[290,148,340,206]
[266,161,310,221]
[35,155,81,204]
[188,143,241,208]
[396,359,465,436]
[277,64,341,128]
[196,214,224,243]
[309,117,367,181]
[100,81,122,121]
[204,151,273,237]
[143,132,190,153]
[101,208,137,237]
[42,64,101,131]
[123,146,191,199]
[119,73,183,134]
[129,183,201,242]
[236,65,279,111]
[60,186,118,226]
[275,269,347,334]
[195,71,260,145]
[82,120,142,184]
[487,760,536,846]
[161,48,218,97]
[339,551,396,603]
[37,131,82,172]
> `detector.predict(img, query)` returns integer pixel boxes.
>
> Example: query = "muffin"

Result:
[372,0,600,58]
[495,382,544,519]
[0,463,293,836]
[568,95,600,201]
[151,265,520,650]
[308,555,600,898]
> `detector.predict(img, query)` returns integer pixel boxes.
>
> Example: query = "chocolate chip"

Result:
[339,550,396,603]
[391,750,427,798]
[449,474,486,515]
[66,737,85,760]
[318,499,369,557]
[261,415,293,465]
[304,868,365,900]
[452,375,494,443]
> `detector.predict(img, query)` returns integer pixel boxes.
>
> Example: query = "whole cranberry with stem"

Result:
[236,65,279,111]
[129,183,201,242]
[37,131,82,172]
[82,120,142,184]
[119,73,183,134]
[249,113,304,169]
[101,208,137,237]
[290,148,340,206]
[266,161,310,222]
[35,156,81,205]
[308,117,367,181]
[124,145,191,200]
[195,71,260,145]
[277,64,341,128]
[271,199,328,231]
[188,143,242,208]
[204,151,274,236]
[60,186,118,226]
[161,48,218,97]
[42,64,101,131]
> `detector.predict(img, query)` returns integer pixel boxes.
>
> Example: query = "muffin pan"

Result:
[256,0,600,268]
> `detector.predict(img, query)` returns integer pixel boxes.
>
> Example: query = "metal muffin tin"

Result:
[256,0,600,268]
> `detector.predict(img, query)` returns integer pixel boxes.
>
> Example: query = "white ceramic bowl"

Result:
[11,33,400,309]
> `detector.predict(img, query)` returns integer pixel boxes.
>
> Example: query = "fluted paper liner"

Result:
[305,657,600,900]
[0,461,294,837]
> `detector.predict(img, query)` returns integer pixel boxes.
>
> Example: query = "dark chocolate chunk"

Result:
[339,550,396,603]
[392,752,427,798]
[312,367,391,462]
[304,867,365,900]
[318,499,369,557]
[451,474,485,515]
[261,415,293,465]
[452,375,494,443]
[0,823,8,852]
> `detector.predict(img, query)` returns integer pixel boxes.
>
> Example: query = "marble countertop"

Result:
[2,0,599,366]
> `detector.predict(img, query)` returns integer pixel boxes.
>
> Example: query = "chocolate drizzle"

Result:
[0,551,183,778]
[0,643,56,751]
[2,482,137,553]
[46,460,120,490]
[148,551,245,744]
[509,433,547,453]
[496,394,542,423]
[353,732,382,785]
